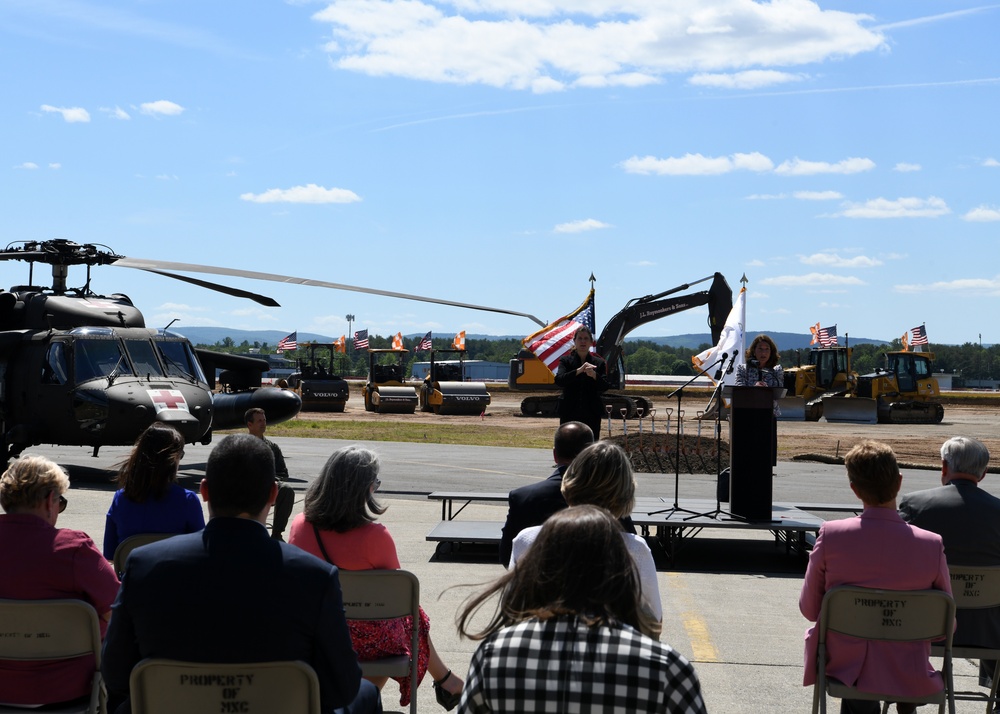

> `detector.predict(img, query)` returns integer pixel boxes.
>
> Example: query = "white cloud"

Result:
[963,206,1000,222]
[139,100,185,117]
[621,151,773,176]
[48,163,61,169]
[745,193,786,200]
[983,158,1000,168]
[775,157,875,175]
[896,278,1000,295]
[240,184,363,204]
[760,273,866,287]
[14,162,39,170]
[314,1,884,92]
[689,70,806,89]
[799,252,882,268]
[40,105,90,123]
[629,260,656,267]
[893,162,921,172]
[838,196,950,219]
[793,190,843,200]
[554,218,611,233]
[101,106,131,120]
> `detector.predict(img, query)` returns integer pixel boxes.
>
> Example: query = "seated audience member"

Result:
[103,422,204,560]
[800,440,951,714]
[498,420,593,566]
[899,436,1000,687]
[0,456,120,707]
[289,445,463,711]
[509,440,663,638]
[101,434,381,714]
[457,505,706,714]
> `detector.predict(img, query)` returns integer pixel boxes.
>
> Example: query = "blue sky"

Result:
[4,0,998,346]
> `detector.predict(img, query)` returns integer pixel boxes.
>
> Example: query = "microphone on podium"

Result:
[713,352,728,381]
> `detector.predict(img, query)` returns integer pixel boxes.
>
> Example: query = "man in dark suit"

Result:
[102,434,381,714]
[499,421,593,566]
[899,435,1000,687]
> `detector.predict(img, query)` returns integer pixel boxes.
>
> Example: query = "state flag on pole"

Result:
[333,336,346,353]
[417,332,433,352]
[910,324,929,346]
[523,288,595,375]
[276,332,297,352]
[353,329,369,350]
[817,325,838,347]
[692,287,746,387]
[392,332,404,350]
[452,331,466,350]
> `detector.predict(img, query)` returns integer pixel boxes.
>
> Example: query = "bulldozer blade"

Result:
[821,397,878,424]
[776,396,806,421]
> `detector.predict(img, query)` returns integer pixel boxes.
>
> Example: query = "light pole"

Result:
[346,314,355,353]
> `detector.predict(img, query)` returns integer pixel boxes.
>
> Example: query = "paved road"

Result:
[37,438,1000,713]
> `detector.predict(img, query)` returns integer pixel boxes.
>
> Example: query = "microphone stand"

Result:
[684,350,741,521]
[648,353,727,518]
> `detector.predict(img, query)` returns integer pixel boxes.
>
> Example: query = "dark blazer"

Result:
[102,517,362,713]
[500,465,568,566]
[554,351,611,436]
[499,465,637,567]
[899,480,1000,648]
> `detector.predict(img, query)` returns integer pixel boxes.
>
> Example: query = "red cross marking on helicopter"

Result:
[147,389,189,413]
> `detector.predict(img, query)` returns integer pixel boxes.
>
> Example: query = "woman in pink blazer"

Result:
[799,440,952,714]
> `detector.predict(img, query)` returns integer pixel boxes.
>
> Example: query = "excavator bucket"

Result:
[821,396,878,424]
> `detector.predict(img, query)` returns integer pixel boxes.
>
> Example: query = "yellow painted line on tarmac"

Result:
[667,573,719,662]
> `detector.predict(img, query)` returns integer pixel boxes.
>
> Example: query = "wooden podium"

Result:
[725,386,784,521]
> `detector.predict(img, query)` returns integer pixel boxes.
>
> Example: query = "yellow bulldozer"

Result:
[780,346,943,424]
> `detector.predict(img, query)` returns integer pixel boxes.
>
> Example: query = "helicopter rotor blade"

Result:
[140,269,281,308]
[113,257,547,327]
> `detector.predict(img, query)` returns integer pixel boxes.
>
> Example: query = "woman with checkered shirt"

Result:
[456,505,707,713]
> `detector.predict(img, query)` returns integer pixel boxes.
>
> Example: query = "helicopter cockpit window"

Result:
[43,342,69,385]
[156,340,208,384]
[125,340,166,379]
[75,339,133,383]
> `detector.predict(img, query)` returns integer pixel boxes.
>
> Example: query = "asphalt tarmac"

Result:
[41,437,1000,713]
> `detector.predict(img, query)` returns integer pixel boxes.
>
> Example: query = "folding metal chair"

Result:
[128,659,320,714]
[812,586,956,714]
[338,569,421,714]
[930,565,1000,714]
[0,599,105,714]
[112,533,174,576]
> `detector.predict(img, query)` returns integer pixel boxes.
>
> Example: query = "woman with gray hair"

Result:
[288,445,464,710]
[508,440,663,638]
[0,456,120,707]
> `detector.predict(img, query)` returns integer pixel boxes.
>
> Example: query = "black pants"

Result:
[271,485,294,539]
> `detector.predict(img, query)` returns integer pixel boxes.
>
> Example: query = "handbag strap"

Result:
[312,523,335,564]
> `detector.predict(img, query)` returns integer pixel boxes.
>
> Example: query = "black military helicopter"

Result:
[0,239,302,460]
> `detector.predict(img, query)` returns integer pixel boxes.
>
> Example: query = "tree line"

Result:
[196,335,999,384]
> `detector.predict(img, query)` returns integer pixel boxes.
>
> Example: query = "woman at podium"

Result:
[735,334,782,464]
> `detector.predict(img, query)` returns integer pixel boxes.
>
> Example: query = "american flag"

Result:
[276,331,297,352]
[417,331,433,351]
[524,288,595,374]
[353,329,369,350]
[817,324,838,347]
[910,324,929,346]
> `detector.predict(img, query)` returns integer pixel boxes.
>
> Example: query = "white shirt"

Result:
[509,525,663,622]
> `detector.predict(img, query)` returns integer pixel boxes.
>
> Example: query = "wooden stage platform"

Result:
[426,492,860,561]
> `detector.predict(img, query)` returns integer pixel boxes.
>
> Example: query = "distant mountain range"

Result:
[174,326,888,351]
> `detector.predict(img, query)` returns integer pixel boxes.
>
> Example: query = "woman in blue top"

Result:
[103,423,205,560]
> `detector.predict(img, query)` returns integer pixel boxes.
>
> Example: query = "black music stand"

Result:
[726,385,785,522]
[648,355,726,518]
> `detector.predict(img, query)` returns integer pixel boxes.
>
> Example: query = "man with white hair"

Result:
[899,436,1000,688]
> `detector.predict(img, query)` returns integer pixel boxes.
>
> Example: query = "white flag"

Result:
[691,287,746,387]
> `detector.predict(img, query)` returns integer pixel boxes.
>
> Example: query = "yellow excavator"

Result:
[508,273,733,418]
